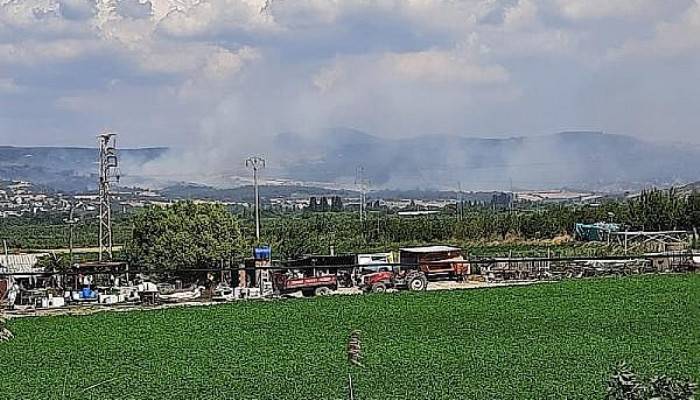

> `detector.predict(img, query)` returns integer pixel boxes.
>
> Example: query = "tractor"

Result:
[358,268,428,294]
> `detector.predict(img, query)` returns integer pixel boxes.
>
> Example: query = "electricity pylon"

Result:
[98,132,119,262]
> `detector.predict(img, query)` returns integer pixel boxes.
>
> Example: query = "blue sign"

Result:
[253,246,272,260]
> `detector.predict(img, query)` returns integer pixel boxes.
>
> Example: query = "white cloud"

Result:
[382,49,509,85]
[554,0,674,20]
[0,39,103,65]
[0,0,699,149]
[612,0,700,58]
[156,0,276,37]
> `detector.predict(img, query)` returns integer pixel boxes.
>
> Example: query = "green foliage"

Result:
[1,275,698,399]
[606,362,697,400]
[126,202,245,269]
[3,188,700,259]
[0,214,131,250]
[35,253,71,272]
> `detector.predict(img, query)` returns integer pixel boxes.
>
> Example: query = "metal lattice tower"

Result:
[245,155,266,242]
[98,132,119,262]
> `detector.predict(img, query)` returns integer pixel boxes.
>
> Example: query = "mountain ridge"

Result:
[2,131,699,192]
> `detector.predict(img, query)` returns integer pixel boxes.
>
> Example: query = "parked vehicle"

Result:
[400,246,470,281]
[272,272,337,297]
[358,268,428,293]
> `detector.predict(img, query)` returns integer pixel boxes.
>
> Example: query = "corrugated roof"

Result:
[0,253,47,274]
[399,246,462,254]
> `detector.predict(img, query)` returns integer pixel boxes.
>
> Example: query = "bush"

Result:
[606,363,697,400]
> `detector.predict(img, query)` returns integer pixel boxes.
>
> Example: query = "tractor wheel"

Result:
[314,286,332,296]
[408,274,427,291]
[371,283,387,294]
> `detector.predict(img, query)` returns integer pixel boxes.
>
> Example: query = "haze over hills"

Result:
[274,129,700,191]
[1,131,699,193]
[0,146,167,192]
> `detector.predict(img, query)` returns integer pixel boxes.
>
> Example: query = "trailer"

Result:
[272,273,338,297]
[399,246,471,280]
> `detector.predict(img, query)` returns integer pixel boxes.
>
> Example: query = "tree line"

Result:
[122,189,700,268]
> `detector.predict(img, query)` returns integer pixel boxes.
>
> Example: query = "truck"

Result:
[272,272,338,297]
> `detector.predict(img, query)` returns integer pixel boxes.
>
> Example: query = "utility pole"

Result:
[98,132,119,262]
[355,166,367,223]
[457,181,464,221]
[509,177,514,213]
[246,156,266,242]
[63,202,79,266]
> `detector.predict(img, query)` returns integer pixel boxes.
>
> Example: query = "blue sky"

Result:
[1,0,699,148]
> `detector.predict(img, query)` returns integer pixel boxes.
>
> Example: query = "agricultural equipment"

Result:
[272,272,337,297]
[399,246,471,281]
[358,269,427,293]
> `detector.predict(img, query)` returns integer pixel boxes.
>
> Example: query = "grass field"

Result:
[1,275,698,399]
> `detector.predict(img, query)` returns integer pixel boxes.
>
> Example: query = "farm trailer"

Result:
[272,273,338,297]
[399,246,471,281]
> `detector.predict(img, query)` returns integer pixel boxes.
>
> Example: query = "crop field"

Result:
[1,275,698,399]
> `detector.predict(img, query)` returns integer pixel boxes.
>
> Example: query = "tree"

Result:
[126,202,246,270]
[36,253,70,273]
[308,196,318,212]
[331,196,344,212]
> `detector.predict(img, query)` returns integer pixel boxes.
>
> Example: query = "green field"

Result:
[1,275,698,399]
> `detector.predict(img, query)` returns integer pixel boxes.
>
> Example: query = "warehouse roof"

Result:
[399,246,461,254]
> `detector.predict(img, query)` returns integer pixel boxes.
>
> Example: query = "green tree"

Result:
[126,202,245,270]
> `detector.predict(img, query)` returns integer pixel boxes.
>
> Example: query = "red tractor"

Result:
[357,269,428,294]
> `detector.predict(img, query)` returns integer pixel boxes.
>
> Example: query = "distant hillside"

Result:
[3,130,700,193]
[0,146,167,192]
[273,129,700,191]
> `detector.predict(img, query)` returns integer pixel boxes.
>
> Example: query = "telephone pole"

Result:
[355,166,367,223]
[63,202,79,265]
[98,132,119,262]
[457,181,464,221]
[246,156,266,242]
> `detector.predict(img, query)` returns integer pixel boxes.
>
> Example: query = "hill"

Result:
[274,129,700,191]
[0,146,167,192]
[2,130,699,192]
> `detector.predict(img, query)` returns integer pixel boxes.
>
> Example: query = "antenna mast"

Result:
[98,132,119,262]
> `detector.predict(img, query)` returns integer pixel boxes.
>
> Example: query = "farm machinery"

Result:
[272,272,338,297]
[357,268,428,293]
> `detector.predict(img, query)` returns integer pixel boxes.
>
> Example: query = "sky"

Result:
[1,0,699,149]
